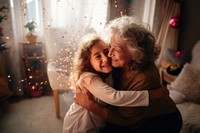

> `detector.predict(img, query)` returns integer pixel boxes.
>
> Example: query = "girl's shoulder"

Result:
[80,72,98,78]
[79,72,99,82]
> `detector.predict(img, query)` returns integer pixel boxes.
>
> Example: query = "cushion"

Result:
[167,85,185,104]
[169,63,200,103]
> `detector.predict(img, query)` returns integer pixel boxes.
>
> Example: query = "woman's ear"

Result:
[128,47,143,63]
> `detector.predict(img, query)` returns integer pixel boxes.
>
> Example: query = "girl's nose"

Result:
[102,54,109,62]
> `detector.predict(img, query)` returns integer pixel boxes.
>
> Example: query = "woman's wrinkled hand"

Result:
[74,86,95,110]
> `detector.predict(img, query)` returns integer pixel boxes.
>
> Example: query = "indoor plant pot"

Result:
[26,34,37,43]
[24,21,37,43]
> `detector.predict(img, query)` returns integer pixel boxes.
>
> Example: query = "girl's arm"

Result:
[79,72,149,107]
[75,85,169,120]
[79,72,168,107]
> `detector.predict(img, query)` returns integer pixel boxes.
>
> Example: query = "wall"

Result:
[178,0,200,62]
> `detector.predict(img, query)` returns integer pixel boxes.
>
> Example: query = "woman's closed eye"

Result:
[112,46,123,53]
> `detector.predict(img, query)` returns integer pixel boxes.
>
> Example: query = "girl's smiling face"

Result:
[90,41,113,73]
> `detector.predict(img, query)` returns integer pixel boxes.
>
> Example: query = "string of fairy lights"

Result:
[4,0,134,96]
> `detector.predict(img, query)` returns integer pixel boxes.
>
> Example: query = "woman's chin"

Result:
[112,62,122,68]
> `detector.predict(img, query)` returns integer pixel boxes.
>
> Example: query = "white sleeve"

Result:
[79,72,149,107]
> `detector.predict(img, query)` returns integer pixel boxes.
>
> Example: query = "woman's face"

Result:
[90,41,113,73]
[108,38,132,68]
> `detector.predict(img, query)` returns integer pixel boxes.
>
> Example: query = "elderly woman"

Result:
[75,16,182,133]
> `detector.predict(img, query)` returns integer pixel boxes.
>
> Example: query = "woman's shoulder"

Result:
[133,63,160,86]
[137,63,159,76]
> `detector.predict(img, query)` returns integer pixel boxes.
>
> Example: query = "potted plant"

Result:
[24,20,37,43]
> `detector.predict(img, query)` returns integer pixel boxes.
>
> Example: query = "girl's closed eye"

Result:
[94,54,101,60]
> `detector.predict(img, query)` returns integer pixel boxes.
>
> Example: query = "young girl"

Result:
[62,34,163,133]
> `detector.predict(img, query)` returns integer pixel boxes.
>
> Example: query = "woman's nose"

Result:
[108,48,113,57]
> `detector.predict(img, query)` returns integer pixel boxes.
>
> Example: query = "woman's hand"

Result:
[74,86,95,110]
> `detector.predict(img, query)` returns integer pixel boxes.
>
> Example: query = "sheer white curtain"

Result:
[9,0,109,95]
[41,0,109,92]
[41,0,109,62]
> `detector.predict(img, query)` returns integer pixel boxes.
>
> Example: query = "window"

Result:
[26,0,40,32]
[7,0,156,94]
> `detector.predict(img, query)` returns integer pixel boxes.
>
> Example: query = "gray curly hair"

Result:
[105,16,159,70]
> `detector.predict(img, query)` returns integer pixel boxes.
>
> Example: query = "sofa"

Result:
[167,40,200,133]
